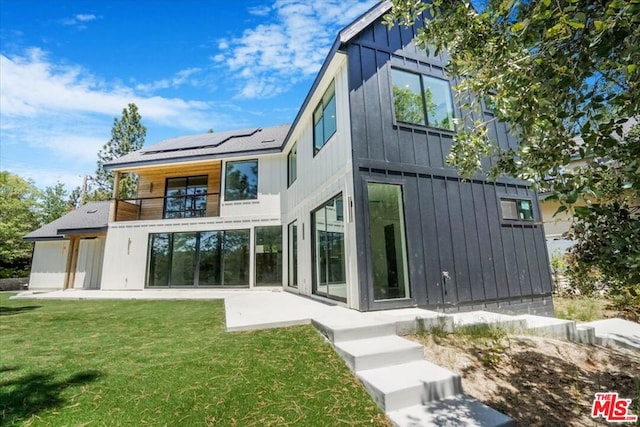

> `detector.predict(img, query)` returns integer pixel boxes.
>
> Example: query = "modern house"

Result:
[24,2,554,315]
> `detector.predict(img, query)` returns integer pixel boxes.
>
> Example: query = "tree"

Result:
[0,172,41,277]
[385,0,640,287]
[40,182,73,224]
[94,103,146,199]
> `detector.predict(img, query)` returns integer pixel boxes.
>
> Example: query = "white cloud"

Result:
[214,0,377,99]
[248,5,272,16]
[76,14,97,22]
[135,67,203,92]
[62,13,99,29]
[0,48,248,189]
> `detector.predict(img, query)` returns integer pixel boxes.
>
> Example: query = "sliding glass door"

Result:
[312,194,346,302]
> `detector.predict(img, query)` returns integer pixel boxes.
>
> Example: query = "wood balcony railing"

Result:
[114,193,221,222]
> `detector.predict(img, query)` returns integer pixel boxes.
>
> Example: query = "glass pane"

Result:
[313,206,326,295]
[170,233,197,286]
[500,199,519,220]
[422,75,455,131]
[391,69,426,126]
[314,115,324,154]
[367,183,411,301]
[518,200,534,220]
[225,160,258,201]
[288,221,298,288]
[147,234,170,286]
[255,226,282,286]
[323,93,336,143]
[167,178,187,190]
[222,230,250,286]
[288,145,297,186]
[198,231,222,286]
[313,195,346,301]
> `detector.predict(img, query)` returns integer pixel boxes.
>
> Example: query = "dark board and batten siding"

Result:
[346,14,553,312]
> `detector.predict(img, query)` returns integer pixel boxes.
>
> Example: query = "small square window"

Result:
[500,198,534,221]
[225,160,258,201]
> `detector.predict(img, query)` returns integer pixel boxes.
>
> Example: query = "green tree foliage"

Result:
[40,182,73,224]
[385,0,640,287]
[0,172,41,277]
[94,103,146,200]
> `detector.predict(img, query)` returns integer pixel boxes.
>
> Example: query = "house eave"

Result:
[104,147,283,171]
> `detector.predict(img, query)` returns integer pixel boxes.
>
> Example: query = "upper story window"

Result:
[313,80,336,155]
[225,160,258,201]
[500,198,534,221]
[287,143,297,186]
[391,68,455,131]
[164,175,208,219]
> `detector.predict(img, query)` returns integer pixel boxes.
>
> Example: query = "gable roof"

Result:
[24,201,110,241]
[104,125,290,170]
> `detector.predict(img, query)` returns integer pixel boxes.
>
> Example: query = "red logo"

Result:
[591,392,638,423]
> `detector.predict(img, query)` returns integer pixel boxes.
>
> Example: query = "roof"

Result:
[23,201,110,241]
[105,125,290,170]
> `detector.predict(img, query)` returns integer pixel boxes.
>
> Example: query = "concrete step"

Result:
[452,311,527,333]
[357,360,463,412]
[388,395,515,427]
[334,335,424,372]
[312,318,396,343]
[514,314,578,340]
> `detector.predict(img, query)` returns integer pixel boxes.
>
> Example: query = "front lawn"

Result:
[0,293,390,426]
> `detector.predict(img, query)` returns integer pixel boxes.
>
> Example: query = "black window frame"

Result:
[224,159,259,202]
[313,80,337,156]
[499,196,536,223]
[287,143,297,187]
[390,67,456,132]
[163,175,208,219]
[287,220,298,288]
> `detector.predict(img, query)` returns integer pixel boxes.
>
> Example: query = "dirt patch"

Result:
[408,332,640,426]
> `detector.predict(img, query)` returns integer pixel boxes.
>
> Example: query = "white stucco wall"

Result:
[28,240,68,290]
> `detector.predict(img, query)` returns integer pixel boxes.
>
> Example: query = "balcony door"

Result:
[163,175,208,219]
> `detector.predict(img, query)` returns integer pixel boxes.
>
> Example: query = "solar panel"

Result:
[141,128,260,154]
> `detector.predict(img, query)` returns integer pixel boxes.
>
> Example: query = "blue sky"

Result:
[0,0,377,190]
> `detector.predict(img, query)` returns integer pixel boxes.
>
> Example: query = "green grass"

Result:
[554,296,604,321]
[0,293,390,426]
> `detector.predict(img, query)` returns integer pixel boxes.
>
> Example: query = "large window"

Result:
[225,160,258,201]
[164,176,208,219]
[391,68,455,131]
[313,81,337,155]
[255,226,282,286]
[500,198,534,221]
[147,230,250,287]
[287,143,297,186]
[312,194,346,302]
[288,221,298,288]
[367,183,411,301]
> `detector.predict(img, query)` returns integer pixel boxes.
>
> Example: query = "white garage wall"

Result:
[28,240,68,290]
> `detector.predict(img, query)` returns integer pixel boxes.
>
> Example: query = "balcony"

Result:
[114,192,221,222]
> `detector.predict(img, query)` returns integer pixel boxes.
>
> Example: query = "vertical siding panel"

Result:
[348,45,369,160]
[403,176,426,304]
[427,132,444,169]
[433,177,456,304]
[448,179,471,303]
[419,176,443,305]
[523,227,543,295]
[361,47,385,161]
[460,181,485,302]
[472,182,498,300]
[513,226,532,296]
[485,184,510,299]
[413,131,429,166]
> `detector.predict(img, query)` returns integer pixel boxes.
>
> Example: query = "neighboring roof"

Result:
[23,201,110,241]
[105,125,290,170]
